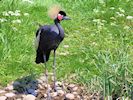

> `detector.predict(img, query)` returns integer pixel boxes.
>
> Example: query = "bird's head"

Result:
[57,11,71,21]
[48,5,71,22]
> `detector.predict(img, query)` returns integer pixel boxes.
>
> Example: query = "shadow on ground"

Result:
[13,74,38,96]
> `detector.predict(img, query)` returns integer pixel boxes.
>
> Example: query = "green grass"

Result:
[0,0,133,99]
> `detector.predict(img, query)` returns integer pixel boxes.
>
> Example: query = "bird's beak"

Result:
[63,16,71,20]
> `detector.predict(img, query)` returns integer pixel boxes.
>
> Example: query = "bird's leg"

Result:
[43,55,51,100]
[53,50,57,91]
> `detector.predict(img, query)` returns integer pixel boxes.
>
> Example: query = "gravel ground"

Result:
[0,74,101,100]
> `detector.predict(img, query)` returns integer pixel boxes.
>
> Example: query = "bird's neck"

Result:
[54,19,64,38]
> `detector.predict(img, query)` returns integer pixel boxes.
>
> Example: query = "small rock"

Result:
[66,93,75,100]
[0,90,6,94]
[38,84,43,89]
[55,81,62,87]
[40,76,46,82]
[5,92,15,98]
[5,85,13,91]
[68,84,75,88]
[56,86,62,90]
[44,94,47,98]
[72,87,78,91]
[51,92,57,97]
[16,99,22,100]
[0,96,7,100]
[37,79,43,84]
[72,92,78,95]
[57,90,64,96]
[23,94,36,100]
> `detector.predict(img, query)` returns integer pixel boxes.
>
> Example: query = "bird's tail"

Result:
[35,48,50,64]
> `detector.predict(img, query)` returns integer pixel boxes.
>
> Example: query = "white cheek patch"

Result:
[58,14,63,20]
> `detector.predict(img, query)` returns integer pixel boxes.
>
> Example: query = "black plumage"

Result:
[35,11,70,64]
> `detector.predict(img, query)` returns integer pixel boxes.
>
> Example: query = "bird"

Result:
[34,6,71,100]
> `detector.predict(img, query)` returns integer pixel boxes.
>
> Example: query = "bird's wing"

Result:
[35,25,59,50]
[34,29,41,49]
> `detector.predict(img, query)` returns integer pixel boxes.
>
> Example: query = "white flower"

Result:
[93,8,99,13]
[126,16,133,20]
[12,19,21,24]
[12,27,18,31]
[14,12,21,16]
[99,0,105,4]
[116,12,124,17]
[101,11,105,14]
[0,18,7,22]
[110,7,115,10]
[110,22,117,26]
[2,11,9,16]
[15,10,20,13]
[8,11,14,15]
[110,17,116,20]
[24,13,29,16]
[22,0,34,4]
[124,26,130,30]
[59,51,69,56]
[64,45,69,48]
[118,8,125,13]
[92,19,100,23]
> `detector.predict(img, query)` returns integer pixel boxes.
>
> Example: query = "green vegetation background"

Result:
[0,0,133,98]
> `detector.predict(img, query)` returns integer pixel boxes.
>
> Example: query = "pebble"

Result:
[16,99,22,100]
[40,76,46,82]
[51,92,58,97]
[5,92,15,98]
[56,86,62,90]
[0,75,89,100]
[0,96,7,100]
[66,93,75,100]
[57,90,64,96]
[0,90,6,94]
[5,85,13,91]
[73,86,78,91]
[55,81,62,86]
[68,84,75,89]
[23,94,36,100]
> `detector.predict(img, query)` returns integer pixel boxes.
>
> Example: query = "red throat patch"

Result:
[57,14,63,21]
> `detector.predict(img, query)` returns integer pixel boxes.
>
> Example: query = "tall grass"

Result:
[0,0,133,99]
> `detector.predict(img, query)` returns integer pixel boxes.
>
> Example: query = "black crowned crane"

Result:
[35,6,71,99]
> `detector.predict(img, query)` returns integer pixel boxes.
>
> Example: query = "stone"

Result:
[0,90,6,94]
[40,76,46,82]
[0,96,7,100]
[37,79,43,84]
[72,87,78,91]
[72,92,78,95]
[57,90,64,96]
[5,92,15,98]
[68,84,75,89]
[38,84,43,89]
[23,94,36,100]
[56,86,62,90]
[66,93,75,100]
[55,81,62,87]
[44,94,47,97]
[16,99,22,100]
[51,92,57,97]
[5,85,13,91]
